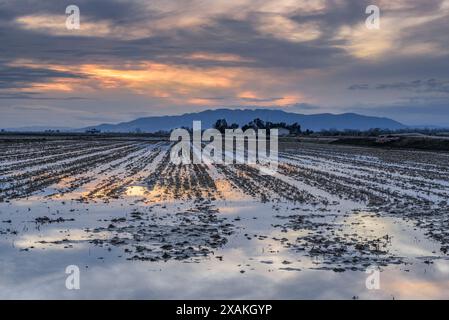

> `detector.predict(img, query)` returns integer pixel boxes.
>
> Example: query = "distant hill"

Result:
[82,109,406,133]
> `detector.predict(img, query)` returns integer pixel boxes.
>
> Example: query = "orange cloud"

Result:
[81,63,236,90]
[187,52,251,63]
[7,60,242,97]
[6,59,309,108]
[275,95,302,106]
[238,91,303,106]
[238,91,258,99]
[28,82,74,92]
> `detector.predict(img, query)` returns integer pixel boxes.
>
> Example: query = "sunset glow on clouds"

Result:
[7,59,308,107]
[1,0,449,127]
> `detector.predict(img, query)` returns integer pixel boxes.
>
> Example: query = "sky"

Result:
[0,0,448,128]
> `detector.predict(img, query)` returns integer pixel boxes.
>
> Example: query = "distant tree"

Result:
[213,119,228,133]
[287,122,301,134]
[241,119,302,135]
[254,118,266,129]
[181,126,192,133]
[304,129,313,135]
[153,130,169,136]
[367,128,382,137]
[213,119,240,133]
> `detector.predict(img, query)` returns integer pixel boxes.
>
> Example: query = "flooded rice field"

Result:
[1,136,449,299]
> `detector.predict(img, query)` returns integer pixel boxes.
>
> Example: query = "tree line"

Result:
[213,118,301,134]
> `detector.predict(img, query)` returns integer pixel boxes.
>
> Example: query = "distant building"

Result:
[277,128,290,136]
[85,128,101,134]
[376,135,400,143]
[44,129,60,133]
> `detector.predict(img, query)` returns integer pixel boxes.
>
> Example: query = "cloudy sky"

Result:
[1,0,448,128]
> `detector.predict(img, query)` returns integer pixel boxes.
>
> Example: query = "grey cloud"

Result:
[0,0,145,21]
[0,1,350,69]
[345,100,449,127]
[349,79,449,94]
[0,0,446,73]
[348,84,369,90]
[0,92,90,100]
[0,64,86,90]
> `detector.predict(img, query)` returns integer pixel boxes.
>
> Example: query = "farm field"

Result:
[1,135,449,299]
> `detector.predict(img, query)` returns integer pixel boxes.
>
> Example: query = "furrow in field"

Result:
[0,141,132,175]
[216,164,322,204]
[84,143,166,200]
[47,142,163,199]
[0,142,148,200]
[0,140,114,163]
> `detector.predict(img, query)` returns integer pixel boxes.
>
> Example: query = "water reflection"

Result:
[2,187,449,299]
[125,186,148,197]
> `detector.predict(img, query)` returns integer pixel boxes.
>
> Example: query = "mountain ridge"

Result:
[82,108,406,132]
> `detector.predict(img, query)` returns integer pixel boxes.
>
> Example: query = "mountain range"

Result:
[83,109,406,132]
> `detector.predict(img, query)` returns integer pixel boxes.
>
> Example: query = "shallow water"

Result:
[1,139,449,299]
[0,194,447,299]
